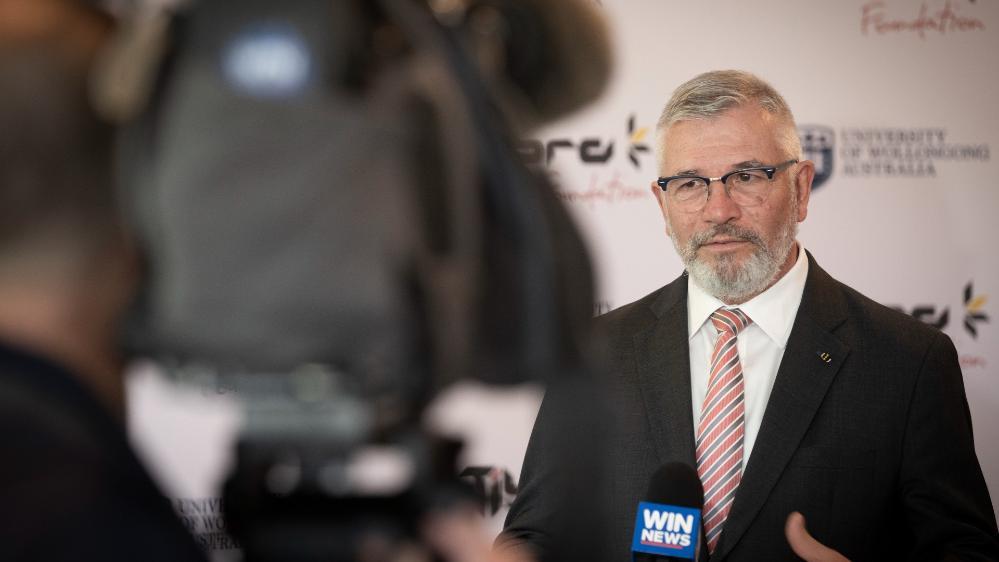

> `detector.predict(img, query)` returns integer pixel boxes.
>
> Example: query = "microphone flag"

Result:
[631,501,700,560]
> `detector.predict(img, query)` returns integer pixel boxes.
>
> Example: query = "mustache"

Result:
[688,224,765,251]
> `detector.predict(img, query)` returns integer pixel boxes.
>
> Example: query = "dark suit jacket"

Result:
[504,254,999,561]
[0,341,208,562]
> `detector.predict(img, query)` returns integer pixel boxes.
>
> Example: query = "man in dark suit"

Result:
[502,70,999,561]
[0,1,207,559]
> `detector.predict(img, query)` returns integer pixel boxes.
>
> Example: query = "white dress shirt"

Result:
[687,245,809,470]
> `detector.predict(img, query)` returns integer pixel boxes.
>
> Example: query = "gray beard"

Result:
[669,217,798,304]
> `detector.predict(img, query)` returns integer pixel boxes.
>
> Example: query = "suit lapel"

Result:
[711,254,851,560]
[633,275,698,467]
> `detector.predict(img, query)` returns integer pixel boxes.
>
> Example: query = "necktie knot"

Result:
[710,308,752,336]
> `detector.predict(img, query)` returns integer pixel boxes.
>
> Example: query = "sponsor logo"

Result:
[552,170,648,206]
[631,502,699,559]
[891,282,990,370]
[459,466,518,516]
[892,281,989,339]
[519,114,651,170]
[961,355,988,370]
[962,282,989,338]
[799,125,835,190]
[861,0,986,39]
[520,115,653,206]
[627,115,652,168]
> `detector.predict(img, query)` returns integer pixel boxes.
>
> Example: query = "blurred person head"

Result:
[650,70,815,304]
[0,0,135,416]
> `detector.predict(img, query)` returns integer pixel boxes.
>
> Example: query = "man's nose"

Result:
[701,180,742,224]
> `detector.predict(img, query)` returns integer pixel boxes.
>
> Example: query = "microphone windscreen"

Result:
[462,0,612,126]
[645,463,704,509]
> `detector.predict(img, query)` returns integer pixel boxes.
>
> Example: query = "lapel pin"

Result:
[817,352,832,363]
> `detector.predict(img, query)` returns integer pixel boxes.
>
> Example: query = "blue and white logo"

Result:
[798,125,835,190]
[222,24,312,98]
[631,502,699,559]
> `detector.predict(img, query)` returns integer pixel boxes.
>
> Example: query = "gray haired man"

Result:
[503,70,998,561]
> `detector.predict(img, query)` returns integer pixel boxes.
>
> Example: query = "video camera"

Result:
[94,0,609,559]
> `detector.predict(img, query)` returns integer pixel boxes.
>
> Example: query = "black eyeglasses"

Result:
[656,159,798,211]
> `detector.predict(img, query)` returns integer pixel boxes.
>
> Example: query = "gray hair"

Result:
[655,70,801,166]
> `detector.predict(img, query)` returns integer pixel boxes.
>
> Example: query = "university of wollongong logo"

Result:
[798,125,835,190]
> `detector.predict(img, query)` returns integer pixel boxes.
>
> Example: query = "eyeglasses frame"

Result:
[655,159,799,205]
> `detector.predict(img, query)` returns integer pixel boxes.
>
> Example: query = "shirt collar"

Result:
[687,244,809,347]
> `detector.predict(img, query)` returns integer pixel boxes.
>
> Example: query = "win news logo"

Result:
[631,502,700,559]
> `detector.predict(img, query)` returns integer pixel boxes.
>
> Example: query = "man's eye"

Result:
[730,170,768,185]
[675,179,702,191]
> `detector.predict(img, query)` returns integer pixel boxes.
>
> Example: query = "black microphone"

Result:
[631,463,705,561]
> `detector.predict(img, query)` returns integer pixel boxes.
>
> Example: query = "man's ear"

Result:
[651,181,672,237]
[793,160,815,222]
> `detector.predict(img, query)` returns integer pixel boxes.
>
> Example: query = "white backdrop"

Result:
[129,0,999,557]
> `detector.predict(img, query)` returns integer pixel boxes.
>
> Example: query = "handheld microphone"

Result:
[631,463,705,561]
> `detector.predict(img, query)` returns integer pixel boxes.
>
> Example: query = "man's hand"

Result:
[785,512,850,562]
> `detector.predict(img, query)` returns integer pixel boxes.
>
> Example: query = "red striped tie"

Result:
[696,308,752,554]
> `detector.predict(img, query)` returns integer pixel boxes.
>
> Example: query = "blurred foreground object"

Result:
[0,0,206,559]
[434,0,612,128]
[99,0,613,560]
